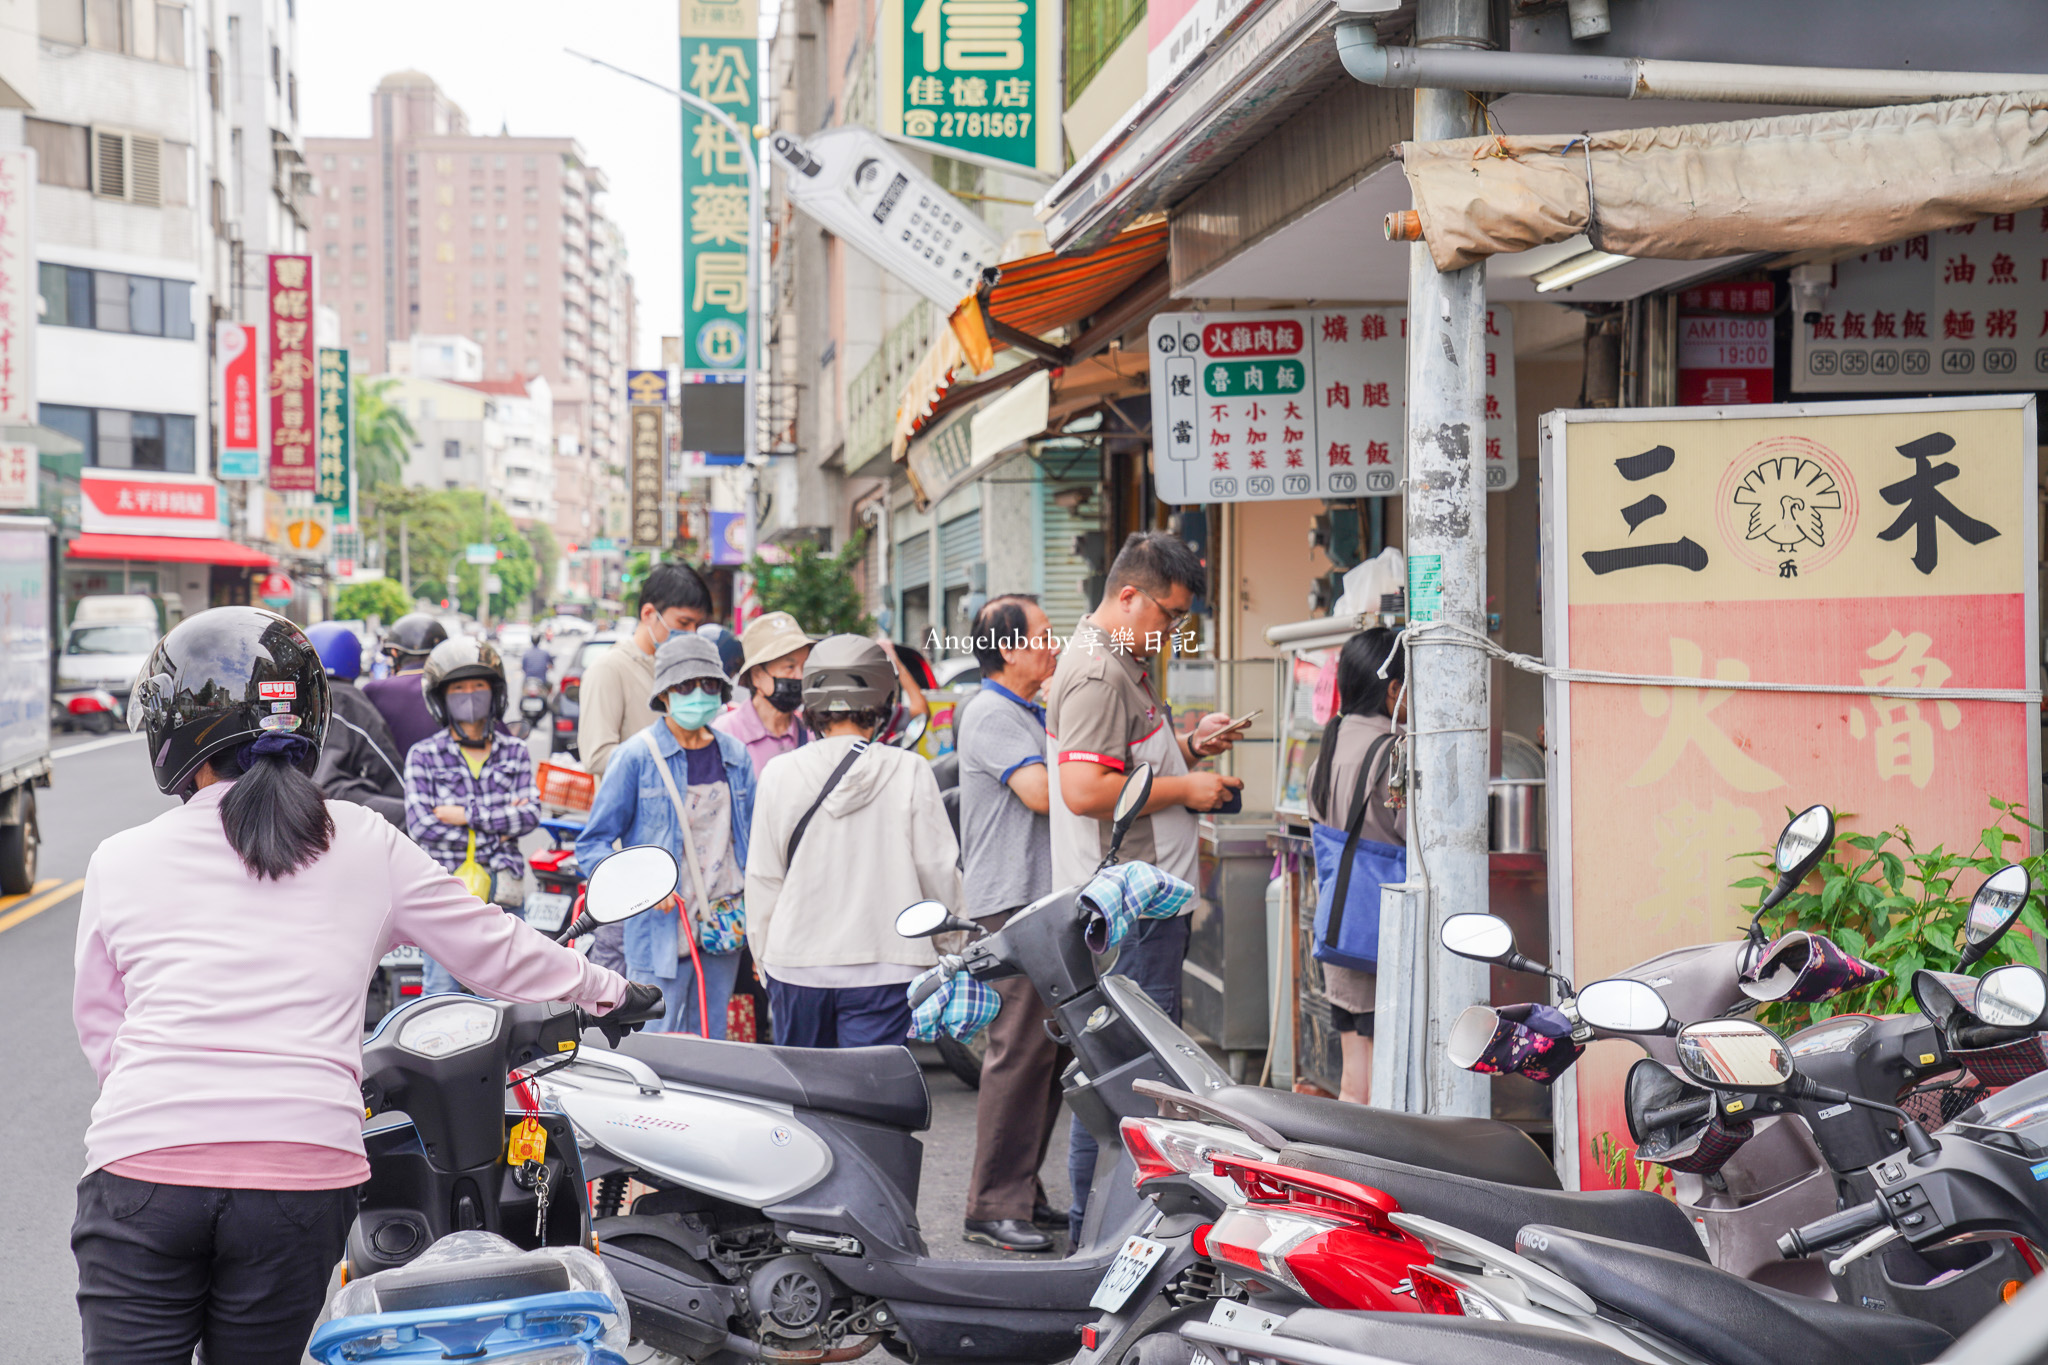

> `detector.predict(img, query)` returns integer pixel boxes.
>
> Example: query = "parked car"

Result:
[548,631,618,758]
[57,594,160,731]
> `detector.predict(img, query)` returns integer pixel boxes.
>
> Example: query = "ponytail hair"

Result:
[1309,627,1406,821]
[213,732,334,880]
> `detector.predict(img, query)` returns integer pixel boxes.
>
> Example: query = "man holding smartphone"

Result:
[1044,530,1242,1238]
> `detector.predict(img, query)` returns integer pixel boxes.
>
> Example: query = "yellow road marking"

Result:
[0,878,84,935]
[0,877,56,913]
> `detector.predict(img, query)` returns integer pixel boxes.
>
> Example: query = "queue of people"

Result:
[347,534,1251,1251]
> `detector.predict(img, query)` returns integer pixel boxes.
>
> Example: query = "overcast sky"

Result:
[300,1,751,369]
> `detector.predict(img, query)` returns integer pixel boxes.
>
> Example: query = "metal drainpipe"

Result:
[1390,0,1492,1121]
[1334,22,2048,106]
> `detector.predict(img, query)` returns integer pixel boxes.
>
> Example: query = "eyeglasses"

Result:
[669,677,728,696]
[1140,590,1192,634]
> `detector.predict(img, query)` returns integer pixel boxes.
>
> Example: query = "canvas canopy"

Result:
[1399,92,2048,272]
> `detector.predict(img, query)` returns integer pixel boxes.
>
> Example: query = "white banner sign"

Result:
[1794,213,2048,392]
[1148,307,1517,504]
[0,149,34,425]
[769,127,1003,309]
[0,442,32,509]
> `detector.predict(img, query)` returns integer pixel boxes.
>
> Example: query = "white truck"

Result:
[0,517,53,893]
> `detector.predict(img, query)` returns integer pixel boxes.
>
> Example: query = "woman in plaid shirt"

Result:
[404,637,540,996]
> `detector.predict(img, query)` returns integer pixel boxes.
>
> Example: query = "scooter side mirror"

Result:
[1759,805,1834,913]
[1576,978,1675,1035]
[891,710,929,751]
[1440,913,1515,963]
[1975,963,2048,1029]
[895,899,975,938]
[584,846,680,924]
[1106,762,1155,860]
[1959,863,2032,969]
[1674,1019,1795,1091]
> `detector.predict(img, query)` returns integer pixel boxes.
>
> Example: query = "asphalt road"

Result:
[0,729,1073,1361]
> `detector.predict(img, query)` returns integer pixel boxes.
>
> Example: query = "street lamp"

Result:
[565,50,762,569]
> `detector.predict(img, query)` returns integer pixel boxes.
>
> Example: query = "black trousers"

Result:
[73,1169,358,1365]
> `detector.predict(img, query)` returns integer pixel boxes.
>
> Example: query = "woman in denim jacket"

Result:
[577,634,757,1035]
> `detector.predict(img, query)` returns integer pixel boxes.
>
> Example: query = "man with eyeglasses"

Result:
[1044,530,1242,1238]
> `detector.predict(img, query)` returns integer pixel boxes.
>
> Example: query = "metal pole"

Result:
[399,520,410,602]
[1402,0,1491,1119]
[565,50,763,568]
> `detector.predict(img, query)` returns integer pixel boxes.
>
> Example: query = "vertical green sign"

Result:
[681,0,759,374]
[878,0,1060,175]
[315,347,352,525]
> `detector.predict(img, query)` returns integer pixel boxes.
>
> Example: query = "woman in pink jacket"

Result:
[73,606,661,1365]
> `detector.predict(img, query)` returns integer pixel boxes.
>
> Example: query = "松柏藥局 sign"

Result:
[681,0,759,373]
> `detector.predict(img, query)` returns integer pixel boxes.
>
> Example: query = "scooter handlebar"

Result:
[1641,1095,1714,1130]
[1779,1199,1887,1260]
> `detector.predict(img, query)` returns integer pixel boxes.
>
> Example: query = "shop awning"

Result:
[891,223,1169,460]
[1398,92,2048,273]
[67,533,272,568]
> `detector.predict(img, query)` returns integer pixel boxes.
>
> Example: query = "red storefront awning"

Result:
[67,533,272,568]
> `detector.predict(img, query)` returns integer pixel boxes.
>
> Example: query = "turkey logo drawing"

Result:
[1714,436,1860,579]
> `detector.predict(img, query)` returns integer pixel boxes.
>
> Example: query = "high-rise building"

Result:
[305,71,633,549]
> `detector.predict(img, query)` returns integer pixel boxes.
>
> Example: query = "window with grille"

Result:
[1066,0,1144,101]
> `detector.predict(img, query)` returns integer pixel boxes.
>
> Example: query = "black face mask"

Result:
[765,677,805,713]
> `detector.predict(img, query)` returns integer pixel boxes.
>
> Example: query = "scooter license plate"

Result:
[1090,1235,1166,1311]
[381,945,423,966]
[526,892,573,932]
[1207,1300,1285,1335]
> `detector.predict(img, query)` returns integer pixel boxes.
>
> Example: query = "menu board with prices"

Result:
[1148,307,1517,505]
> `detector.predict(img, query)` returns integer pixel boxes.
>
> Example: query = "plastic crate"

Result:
[537,762,595,813]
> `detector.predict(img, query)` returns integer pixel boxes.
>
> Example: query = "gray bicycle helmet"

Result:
[421,636,507,725]
[801,634,899,715]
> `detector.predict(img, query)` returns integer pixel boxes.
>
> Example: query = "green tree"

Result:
[372,488,537,617]
[336,578,413,624]
[354,377,416,491]
[748,531,873,635]
[524,522,559,609]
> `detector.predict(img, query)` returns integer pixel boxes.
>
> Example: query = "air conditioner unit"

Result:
[92,128,163,206]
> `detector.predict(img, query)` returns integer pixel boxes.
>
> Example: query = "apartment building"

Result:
[305,72,633,552]
[26,0,308,621]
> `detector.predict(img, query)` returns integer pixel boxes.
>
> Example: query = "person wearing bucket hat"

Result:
[712,610,815,776]
[577,634,758,1037]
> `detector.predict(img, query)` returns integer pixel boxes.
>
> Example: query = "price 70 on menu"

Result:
[1148,308,1517,505]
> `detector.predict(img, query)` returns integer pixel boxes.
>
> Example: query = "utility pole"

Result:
[399,521,410,604]
[1391,0,1492,1118]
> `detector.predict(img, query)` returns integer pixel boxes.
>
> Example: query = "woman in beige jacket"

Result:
[745,636,961,1047]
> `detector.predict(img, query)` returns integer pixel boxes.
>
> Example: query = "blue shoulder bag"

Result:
[1311,732,1403,973]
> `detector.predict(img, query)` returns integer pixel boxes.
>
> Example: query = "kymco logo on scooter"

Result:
[1517,1230,1549,1253]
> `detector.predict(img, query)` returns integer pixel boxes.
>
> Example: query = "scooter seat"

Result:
[616,1033,932,1131]
[1216,1085,1561,1189]
[1279,1143,1708,1262]
[1513,1224,1952,1365]
[1270,1310,1638,1365]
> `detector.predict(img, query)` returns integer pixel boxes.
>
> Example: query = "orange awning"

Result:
[893,222,1169,460]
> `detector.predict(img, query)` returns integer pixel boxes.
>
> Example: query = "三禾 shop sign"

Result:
[1795,214,2048,392]
[1148,307,1517,504]
[877,0,1060,175]
[1540,396,2038,1192]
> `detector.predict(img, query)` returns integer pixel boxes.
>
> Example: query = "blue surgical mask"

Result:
[667,688,723,731]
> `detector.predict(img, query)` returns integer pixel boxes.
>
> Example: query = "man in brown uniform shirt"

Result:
[1043,530,1241,1240]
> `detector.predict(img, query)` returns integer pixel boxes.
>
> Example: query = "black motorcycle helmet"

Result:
[421,637,507,726]
[127,606,331,797]
[385,612,449,666]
